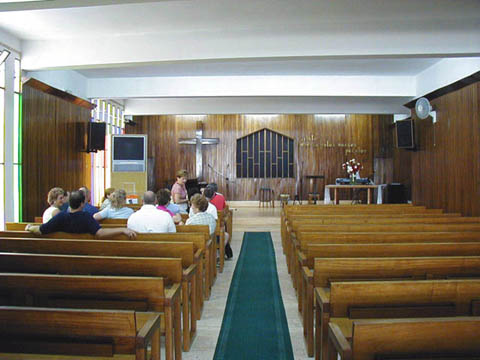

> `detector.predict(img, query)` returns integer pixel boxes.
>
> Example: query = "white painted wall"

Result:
[415,58,480,98]
[25,69,88,99]
[0,27,21,53]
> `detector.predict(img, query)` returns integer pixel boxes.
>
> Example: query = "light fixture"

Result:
[0,49,10,65]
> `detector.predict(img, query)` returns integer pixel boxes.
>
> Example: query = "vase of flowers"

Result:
[342,159,363,184]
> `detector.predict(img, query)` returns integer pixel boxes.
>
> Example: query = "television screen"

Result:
[396,119,415,149]
[113,136,145,160]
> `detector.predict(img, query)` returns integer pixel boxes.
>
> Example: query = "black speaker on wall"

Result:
[87,122,106,152]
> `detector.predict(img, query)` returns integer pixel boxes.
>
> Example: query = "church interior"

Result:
[0,0,480,359]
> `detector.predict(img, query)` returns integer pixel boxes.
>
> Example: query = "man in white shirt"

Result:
[127,191,176,233]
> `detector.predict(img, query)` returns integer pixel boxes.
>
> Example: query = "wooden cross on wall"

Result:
[178,121,219,180]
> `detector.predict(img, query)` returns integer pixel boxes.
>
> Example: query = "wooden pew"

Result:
[0,306,161,360]
[288,229,480,291]
[291,232,480,302]
[285,223,480,277]
[295,241,480,319]
[0,229,212,302]
[328,317,480,360]
[216,211,226,273]
[0,237,199,351]
[0,273,176,360]
[0,252,185,360]
[176,225,216,296]
[316,279,480,360]
[301,256,480,357]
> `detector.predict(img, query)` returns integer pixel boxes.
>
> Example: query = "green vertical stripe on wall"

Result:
[18,94,22,221]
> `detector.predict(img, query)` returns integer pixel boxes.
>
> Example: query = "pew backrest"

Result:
[313,256,480,287]
[0,238,195,267]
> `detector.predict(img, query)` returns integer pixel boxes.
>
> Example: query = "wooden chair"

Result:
[259,187,274,208]
[0,306,161,360]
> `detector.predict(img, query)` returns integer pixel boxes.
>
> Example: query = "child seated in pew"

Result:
[27,191,136,239]
[94,189,134,221]
[42,187,65,223]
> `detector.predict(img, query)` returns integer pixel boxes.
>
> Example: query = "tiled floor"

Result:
[183,204,308,359]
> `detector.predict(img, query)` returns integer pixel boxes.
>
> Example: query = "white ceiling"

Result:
[1,0,479,114]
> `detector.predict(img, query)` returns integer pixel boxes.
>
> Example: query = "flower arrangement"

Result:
[342,158,363,183]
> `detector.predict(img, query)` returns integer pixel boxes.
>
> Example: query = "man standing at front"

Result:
[127,191,176,233]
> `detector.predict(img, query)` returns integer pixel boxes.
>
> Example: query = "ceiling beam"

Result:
[0,0,175,12]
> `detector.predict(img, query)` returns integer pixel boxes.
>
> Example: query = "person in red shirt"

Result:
[207,183,226,210]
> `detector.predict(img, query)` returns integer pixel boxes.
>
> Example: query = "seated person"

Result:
[79,186,99,215]
[204,186,233,259]
[42,187,65,223]
[94,189,134,221]
[26,191,136,239]
[192,187,218,220]
[59,190,70,212]
[127,191,176,233]
[207,183,226,210]
[186,194,216,236]
[99,187,115,210]
[156,188,183,224]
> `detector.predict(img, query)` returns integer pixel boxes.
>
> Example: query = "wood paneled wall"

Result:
[410,82,480,216]
[22,84,92,221]
[129,114,395,200]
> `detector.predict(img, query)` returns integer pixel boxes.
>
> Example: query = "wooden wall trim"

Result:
[22,78,95,110]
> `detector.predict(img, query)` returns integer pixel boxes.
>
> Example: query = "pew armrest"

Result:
[328,322,352,360]
[183,264,197,281]
[194,249,203,262]
[315,287,330,313]
[297,251,307,266]
[302,266,313,285]
[136,313,161,348]
[165,283,181,307]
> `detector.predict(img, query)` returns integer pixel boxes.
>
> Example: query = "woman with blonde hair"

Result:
[42,187,65,223]
[94,189,134,220]
[99,187,115,210]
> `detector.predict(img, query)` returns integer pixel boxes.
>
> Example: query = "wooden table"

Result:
[325,184,380,204]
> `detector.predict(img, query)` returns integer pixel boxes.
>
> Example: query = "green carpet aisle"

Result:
[213,232,294,360]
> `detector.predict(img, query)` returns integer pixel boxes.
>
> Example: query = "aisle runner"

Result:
[213,232,294,360]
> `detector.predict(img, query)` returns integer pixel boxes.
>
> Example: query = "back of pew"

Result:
[0,230,213,299]
[301,256,480,357]
[0,253,185,358]
[0,306,161,359]
[328,317,480,360]
[312,256,480,288]
[315,279,480,360]
[0,236,201,344]
[0,273,176,360]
